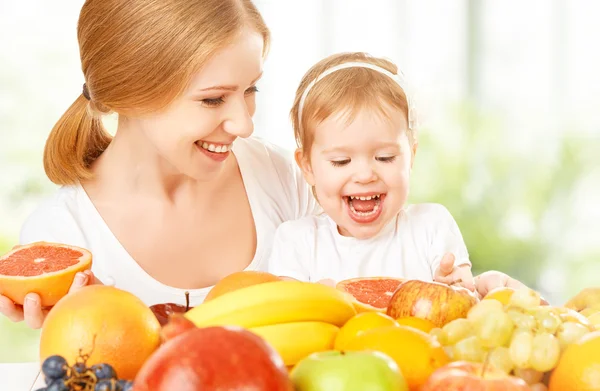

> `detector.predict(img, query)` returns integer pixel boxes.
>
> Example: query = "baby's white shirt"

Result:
[267,203,471,283]
[19,136,319,306]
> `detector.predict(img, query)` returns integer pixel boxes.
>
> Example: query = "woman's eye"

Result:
[330,159,350,167]
[201,97,225,107]
[245,85,259,95]
[377,156,397,163]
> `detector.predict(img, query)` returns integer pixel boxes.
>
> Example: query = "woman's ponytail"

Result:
[43,93,112,185]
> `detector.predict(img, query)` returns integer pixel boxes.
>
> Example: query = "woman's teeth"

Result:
[198,142,231,153]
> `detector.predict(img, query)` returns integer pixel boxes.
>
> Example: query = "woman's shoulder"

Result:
[234,136,297,174]
[19,185,88,247]
[235,136,320,219]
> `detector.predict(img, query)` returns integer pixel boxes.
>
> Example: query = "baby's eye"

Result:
[376,156,397,163]
[330,159,350,167]
[201,97,225,107]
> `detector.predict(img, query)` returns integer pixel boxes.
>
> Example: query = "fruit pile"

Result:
[38,354,133,391]
[3,242,600,391]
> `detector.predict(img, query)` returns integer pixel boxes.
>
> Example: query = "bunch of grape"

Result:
[429,288,594,389]
[36,354,134,391]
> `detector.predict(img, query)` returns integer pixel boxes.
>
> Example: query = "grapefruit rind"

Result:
[0,242,92,307]
[336,277,406,313]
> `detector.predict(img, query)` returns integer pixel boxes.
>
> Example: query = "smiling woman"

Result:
[0,0,319,330]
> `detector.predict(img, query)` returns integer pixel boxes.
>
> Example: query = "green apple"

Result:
[290,350,408,391]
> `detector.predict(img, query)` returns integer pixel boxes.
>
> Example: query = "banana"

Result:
[185,280,356,328]
[249,321,339,366]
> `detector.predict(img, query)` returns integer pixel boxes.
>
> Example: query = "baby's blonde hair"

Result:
[290,52,416,155]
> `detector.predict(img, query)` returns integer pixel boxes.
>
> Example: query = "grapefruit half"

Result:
[336,277,406,313]
[0,241,92,307]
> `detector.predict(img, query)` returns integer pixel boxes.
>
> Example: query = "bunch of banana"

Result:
[184,280,357,365]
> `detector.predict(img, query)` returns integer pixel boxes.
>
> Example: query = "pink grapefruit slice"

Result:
[0,242,92,307]
[336,277,406,313]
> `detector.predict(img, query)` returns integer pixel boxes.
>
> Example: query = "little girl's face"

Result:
[299,105,415,239]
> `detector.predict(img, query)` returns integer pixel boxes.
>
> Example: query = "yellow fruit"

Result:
[39,285,161,380]
[204,271,282,302]
[334,312,399,350]
[185,280,356,328]
[250,321,339,366]
[580,308,600,317]
[396,316,436,333]
[549,330,600,391]
[483,287,515,306]
[587,312,600,329]
[344,325,450,391]
[564,287,600,312]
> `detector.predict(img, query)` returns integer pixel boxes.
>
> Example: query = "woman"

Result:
[0,0,318,329]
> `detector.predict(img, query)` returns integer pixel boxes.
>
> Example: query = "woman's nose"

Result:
[222,97,254,138]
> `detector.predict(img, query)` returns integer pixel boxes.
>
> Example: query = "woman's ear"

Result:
[294,148,316,186]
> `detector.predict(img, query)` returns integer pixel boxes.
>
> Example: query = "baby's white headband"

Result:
[297,61,416,133]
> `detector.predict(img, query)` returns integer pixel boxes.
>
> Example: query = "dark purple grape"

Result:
[72,362,87,375]
[117,379,133,391]
[41,355,67,380]
[95,379,122,391]
[91,363,117,381]
[46,378,69,391]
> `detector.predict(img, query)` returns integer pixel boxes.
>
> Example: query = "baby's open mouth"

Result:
[343,194,385,218]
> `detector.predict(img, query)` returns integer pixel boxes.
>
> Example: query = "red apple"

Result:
[150,291,194,326]
[387,280,478,328]
[422,361,531,391]
[160,313,196,342]
[134,325,294,391]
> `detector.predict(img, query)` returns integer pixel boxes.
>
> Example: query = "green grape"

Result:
[534,311,562,334]
[509,328,533,368]
[529,332,560,372]
[509,288,541,310]
[530,383,548,391]
[556,321,589,350]
[488,346,514,374]
[513,367,544,385]
[467,300,504,325]
[443,345,454,360]
[441,318,473,345]
[429,327,445,344]
[507,309,537,331]
[453,335,486,362]
[475,310,514,348]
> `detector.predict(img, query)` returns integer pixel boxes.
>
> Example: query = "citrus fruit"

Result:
[40,285,161,380]
[396,316,436,333]
[204,271,282,302]
[336,277,406,312]
[0,242,92,306]
[549,330,600,391]
[483,287,515,305]
[343,325,450,390]
[334,312,400,350]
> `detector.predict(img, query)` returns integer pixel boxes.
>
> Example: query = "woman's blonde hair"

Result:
[290,52,415,155]
[44,0,270,185]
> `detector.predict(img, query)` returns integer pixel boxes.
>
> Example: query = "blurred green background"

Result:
[1,0,599,363]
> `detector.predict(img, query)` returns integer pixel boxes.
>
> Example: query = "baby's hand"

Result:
[434,253,475,292]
